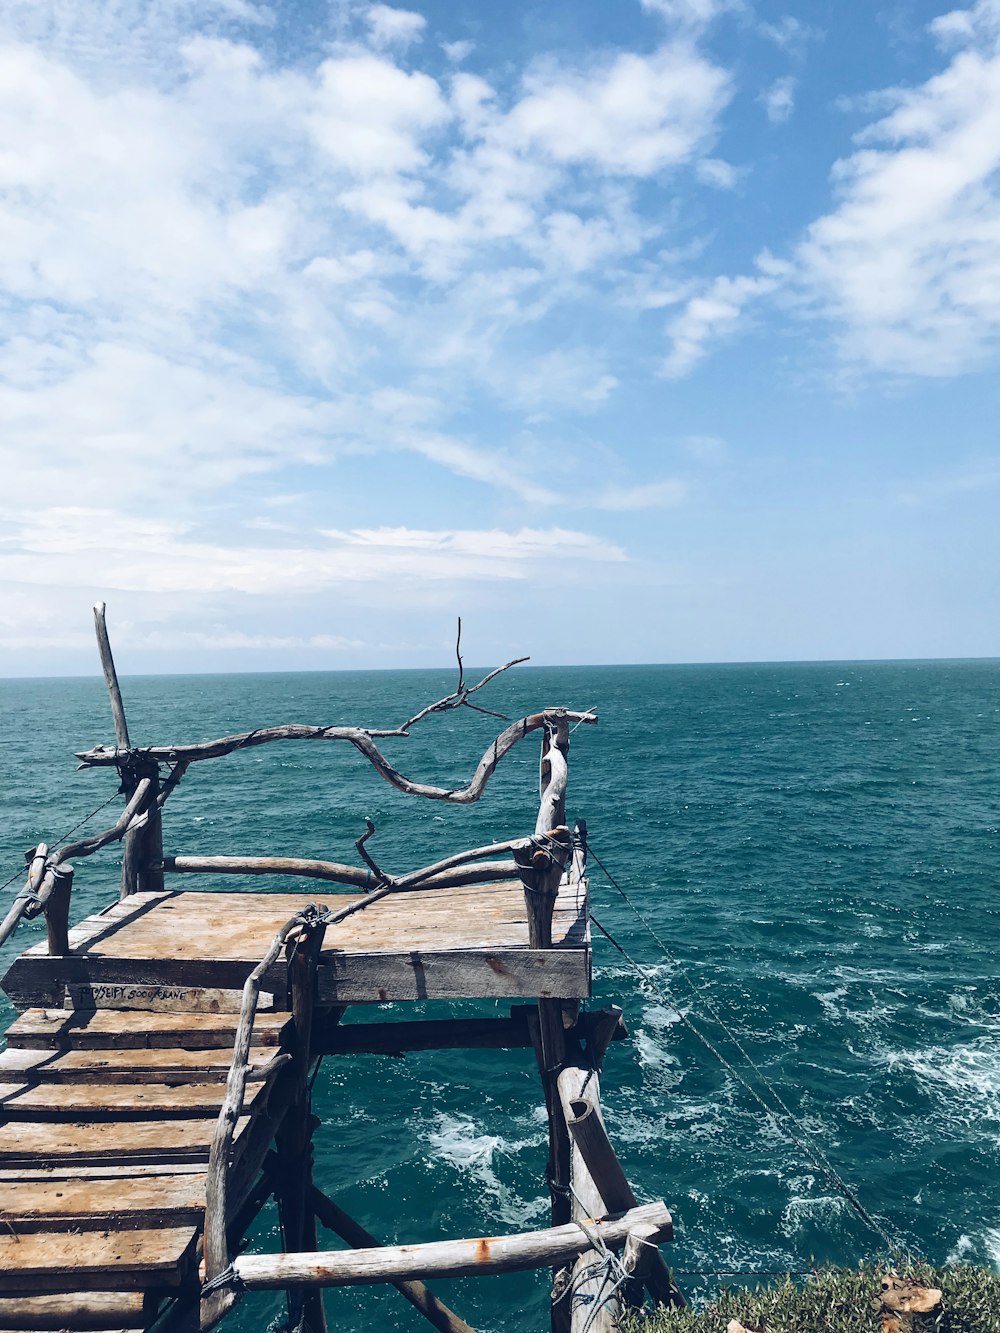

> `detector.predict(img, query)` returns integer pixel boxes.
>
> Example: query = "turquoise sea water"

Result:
[1,661,998,1331]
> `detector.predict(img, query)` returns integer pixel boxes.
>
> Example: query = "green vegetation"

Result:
[622,1264,1000,1333]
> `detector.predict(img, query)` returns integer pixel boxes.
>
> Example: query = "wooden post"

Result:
[276,918,328,1333]
[136,762,164,895]
[44,865,73,957]
[557,1066,682,1313]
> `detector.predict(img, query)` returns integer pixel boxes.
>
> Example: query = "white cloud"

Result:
[640,0,741,29]
[0,513,626,611]
[442,39,474,63]
[761,76,795,123]
[500,46,731,177]
[696,156,740,188]
[662,271,777,376]
[596,479,688,510]
[794,4,1000,375]
[365,4,426,49]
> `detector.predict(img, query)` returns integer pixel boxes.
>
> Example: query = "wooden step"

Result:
[0,1047,281,1084]
[0,1118,249,1166]
[0,1080,267,1120]
[0,1226,199,1292]
[0,1289,152,1329]
[5,1009,289,1050]
[0,1173,206,1230]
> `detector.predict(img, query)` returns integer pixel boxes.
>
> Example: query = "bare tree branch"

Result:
[354,819,391,885]
[76,709,596,804]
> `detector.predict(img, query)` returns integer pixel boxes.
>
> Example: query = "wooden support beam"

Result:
[44,865,72,957]
[276,918,327,1333]
[308,1185,476,1333]
[229,1202,672,1290]
[310,1009,625,1057]
[557,1066,683,1313]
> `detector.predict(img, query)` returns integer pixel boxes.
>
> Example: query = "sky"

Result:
[1,0,998,676]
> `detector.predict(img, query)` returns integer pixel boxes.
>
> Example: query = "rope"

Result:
[553,1185,635,1333]
[0,789,122,895]
[201,1262,244,1296]
[587,846,906,1261]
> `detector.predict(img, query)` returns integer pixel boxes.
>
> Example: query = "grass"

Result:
[620,1264,1000,1333]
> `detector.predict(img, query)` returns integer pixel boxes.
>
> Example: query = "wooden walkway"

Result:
[0,878,590,1330]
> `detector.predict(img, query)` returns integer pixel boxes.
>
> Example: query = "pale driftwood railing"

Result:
[2,605,594,961]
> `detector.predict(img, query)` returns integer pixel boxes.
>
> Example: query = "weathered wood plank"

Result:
[63,983,275,1014]
[0,1226,199,1292]
[0,1173,206,1229]
[0,1117,249,1165]
[0,1079,267,1119]
[0,1289,151,1331]
[4,947,588,1009]
[317,947,589,1003]
[0,1046,280,1084]
[4,1009,289,1050]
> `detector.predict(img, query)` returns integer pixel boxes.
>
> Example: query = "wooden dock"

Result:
[0,877,592,1331]
[0,607,680,1333]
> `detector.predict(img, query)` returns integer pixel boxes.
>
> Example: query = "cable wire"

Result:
[587,842,906,1261]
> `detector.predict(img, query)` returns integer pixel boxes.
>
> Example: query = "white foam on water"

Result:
[633,1028,683,1079]
[780,1191,847,1237]
[886,1036,1000,1132]
[424,1111,548,1228]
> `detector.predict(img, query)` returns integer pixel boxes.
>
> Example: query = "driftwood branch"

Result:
[226,1202,673,1290]
[75,708,597,805]
[93,602,130,750]
[161,855,517,892]
[354,820,389,884]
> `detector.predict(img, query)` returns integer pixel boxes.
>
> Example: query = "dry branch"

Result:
[161,855,517,892]
[228,1202,673,1290]
[75,708,596,806]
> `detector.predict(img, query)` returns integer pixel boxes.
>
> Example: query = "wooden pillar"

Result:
[136,764,164,894]
[276,918,328,1333]
[45,865,73,956]
[557,1066,683,1315]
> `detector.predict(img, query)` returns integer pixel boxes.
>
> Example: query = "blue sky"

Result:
[1,0,998,674]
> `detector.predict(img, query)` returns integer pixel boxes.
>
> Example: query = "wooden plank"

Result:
[0,1290,150,1332]
[20,895,173,958]
[4,1009,289,1050]
[0,1226,199,1292]
[21,883,585,962]
[0,1079,267,1119]
[0,1117,249,1165]
[3,947,589,1009]
[63,984,274,1013]
[0,1173,206,1229]
[0,1163,207,1182]
[1,960,286,1013]
[0,1046,281,1084]
[317,947,590,1003]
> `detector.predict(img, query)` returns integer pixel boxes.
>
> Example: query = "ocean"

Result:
[1,660,998,1331]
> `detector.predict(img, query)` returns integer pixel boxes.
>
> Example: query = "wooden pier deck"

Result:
[0,608,684,1333]
[0,878,591,1330]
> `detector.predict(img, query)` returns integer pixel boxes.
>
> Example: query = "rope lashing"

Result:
[201,1262,245,1296]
